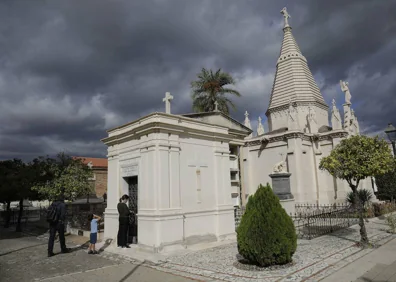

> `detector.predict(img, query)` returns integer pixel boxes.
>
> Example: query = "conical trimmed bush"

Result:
[237,183,297,267]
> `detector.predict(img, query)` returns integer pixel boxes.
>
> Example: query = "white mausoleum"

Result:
[101,7,374,253]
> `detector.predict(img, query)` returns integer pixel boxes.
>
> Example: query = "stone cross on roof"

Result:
[214,100,219,111]
[280,7,291,28]
[163,92,173,114]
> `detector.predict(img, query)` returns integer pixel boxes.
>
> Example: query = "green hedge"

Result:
[237,183,297,267]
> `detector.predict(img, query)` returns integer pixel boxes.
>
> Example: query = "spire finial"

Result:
[280,7,291,28]
[163,92,173,114]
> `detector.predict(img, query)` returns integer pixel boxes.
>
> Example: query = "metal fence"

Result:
[0,208,41,226]
[65,203,106,231]
[1,203,106,232]
[292,204,359,239]
[234,203,360,239]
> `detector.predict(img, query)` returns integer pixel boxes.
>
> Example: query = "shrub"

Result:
[386,213,396,233]
[372,202,396,217]
[346,189,373,209]
[237,183,297,267]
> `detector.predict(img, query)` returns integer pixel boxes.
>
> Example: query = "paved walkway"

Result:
[0,225,201,282]
[321,237,396,282]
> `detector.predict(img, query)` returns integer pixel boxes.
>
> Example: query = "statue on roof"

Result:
[257,116,265,136]
[280,7,291,28]
[340,80,352,105]
[287,99,299,130]
[331,98,343,130]
[307,106,318,133]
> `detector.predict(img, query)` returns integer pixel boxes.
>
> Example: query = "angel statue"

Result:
[280,7,291,28]
[340,80,352,104]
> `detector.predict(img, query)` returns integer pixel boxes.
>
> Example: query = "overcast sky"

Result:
[0,0,395,161]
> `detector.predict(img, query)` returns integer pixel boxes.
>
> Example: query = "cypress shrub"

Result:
[237,183,297,267]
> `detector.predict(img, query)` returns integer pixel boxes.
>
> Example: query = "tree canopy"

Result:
[319,135,393,190]
[319,135,394,244]
[32,153,93,201]
[191,68,241,115]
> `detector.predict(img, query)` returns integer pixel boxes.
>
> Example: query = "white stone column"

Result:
[169,146,181,208]
[104,153,120,239]
[286,136,304,203]
[214,141,235,240]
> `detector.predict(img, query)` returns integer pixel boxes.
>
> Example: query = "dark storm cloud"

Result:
[0,0,395,160]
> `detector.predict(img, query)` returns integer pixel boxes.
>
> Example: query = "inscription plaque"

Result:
[269,173,294,200]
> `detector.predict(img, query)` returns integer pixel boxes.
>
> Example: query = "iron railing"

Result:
[292,205,359,239]
[234,203,360,239]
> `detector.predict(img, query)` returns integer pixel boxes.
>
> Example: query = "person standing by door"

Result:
[117,194,130,248]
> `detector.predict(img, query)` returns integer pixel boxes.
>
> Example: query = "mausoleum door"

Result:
[127,176,138,244]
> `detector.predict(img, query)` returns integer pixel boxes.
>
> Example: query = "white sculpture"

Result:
[273,160,287,173]
[287,99,299,130]
[257,116,265,136]
[163,92,174,114]
[340,80,352,104]
[244,111,253,138]
[331,99,343,130]
[214,100,219,111]
[244,111,251,127]
[307,106,318,133]
[280,7,291,28]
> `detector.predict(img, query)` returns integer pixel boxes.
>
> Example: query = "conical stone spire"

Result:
[266,7,329,132]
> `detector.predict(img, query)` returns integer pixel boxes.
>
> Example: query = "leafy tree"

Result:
[375,158,396,201]
[191,68,241,114]
[237,184,297,266]
[32,153,93,202]
[319,135,393,244]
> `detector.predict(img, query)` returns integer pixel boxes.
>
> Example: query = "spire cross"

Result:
[163,92,173,114]
[244,111,249,119]
[214,100,219,111]
[280,7,291,28]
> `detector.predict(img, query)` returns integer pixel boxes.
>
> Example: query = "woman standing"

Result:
[117,194,130,248]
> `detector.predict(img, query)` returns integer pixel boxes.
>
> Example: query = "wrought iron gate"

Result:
[128,176,138,244]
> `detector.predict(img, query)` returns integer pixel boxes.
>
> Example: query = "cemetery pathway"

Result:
[0,226,203,282]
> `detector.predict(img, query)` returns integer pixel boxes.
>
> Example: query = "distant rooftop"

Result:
[73,157,108,168]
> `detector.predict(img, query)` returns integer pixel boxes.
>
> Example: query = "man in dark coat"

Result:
[47,198,71,257]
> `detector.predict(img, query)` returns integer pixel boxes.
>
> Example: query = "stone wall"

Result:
[94,170,107,197]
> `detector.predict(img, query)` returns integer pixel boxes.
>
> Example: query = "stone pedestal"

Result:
[269,173,294,200]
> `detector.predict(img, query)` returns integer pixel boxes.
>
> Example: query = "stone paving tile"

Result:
[147,219,396,282]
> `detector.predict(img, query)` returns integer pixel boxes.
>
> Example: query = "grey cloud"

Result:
[0,0,395,160]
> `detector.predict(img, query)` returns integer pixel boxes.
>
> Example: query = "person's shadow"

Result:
[67,238,112,254]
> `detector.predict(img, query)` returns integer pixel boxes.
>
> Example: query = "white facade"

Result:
[102,7,374,252]
[102,112,251,253]
[242,7,368,206]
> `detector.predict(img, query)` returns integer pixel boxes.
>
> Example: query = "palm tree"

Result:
[191,68,241,115]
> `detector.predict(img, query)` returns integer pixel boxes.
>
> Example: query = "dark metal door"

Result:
[128,176,138,244]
